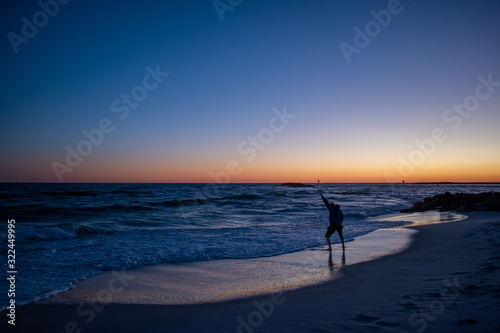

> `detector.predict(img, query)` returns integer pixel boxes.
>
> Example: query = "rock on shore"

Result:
[401,191,500,213]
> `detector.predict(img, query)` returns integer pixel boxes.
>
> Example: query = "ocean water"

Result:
[1,182,499,307]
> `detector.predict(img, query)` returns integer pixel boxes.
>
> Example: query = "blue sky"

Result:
[1,0,499,182]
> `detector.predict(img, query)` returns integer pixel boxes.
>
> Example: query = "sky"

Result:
[1,0,499,183]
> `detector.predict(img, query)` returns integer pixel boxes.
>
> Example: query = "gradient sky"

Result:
[1,0,499,183]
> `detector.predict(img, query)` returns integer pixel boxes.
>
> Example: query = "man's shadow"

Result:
[328,248,346,268]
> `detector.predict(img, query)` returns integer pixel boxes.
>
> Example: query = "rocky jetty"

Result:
[401,191,500,213]
[280,182,315,188]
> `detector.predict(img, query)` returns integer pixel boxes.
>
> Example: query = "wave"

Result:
[289,190,311,195]
[336,190,372,196]
[344,212,371,220]
[15,223,109,242]
[222,194,264,200]
[2,193,267,217]
[276,207,308,213]
[1,205,63,216]
[109,189,137,196]
[82,204,156,212]
[150,194,263,208]
[2,204,41,211]
[18,224,77,241]
[152,198,210,207]
[39,190,100,197]
[8,203,158,213]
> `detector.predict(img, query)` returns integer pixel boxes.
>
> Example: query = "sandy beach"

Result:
[3,211,500,332]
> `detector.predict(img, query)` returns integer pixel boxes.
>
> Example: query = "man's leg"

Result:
[338,226,345,250]
[325,226,333,250]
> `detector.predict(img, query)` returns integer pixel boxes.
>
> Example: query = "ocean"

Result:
[1,182,499,307]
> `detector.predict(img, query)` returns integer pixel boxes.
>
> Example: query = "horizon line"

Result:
[2,181,500,185]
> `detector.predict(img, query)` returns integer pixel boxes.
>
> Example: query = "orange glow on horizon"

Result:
[46,157,500,183]
[5,149,496,183]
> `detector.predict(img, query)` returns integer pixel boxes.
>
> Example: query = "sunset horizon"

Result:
[2,1,499,184]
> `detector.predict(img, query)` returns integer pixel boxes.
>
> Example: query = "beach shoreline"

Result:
[2,211,500,332]
[34,226,417,306]
[12,211,465,308]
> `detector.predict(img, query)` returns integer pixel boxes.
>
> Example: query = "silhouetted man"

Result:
[320,193,345,251]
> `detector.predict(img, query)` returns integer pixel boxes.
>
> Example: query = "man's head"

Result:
[335,204,340,209]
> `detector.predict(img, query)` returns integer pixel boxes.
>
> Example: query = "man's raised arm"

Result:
[320,193,329,207]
